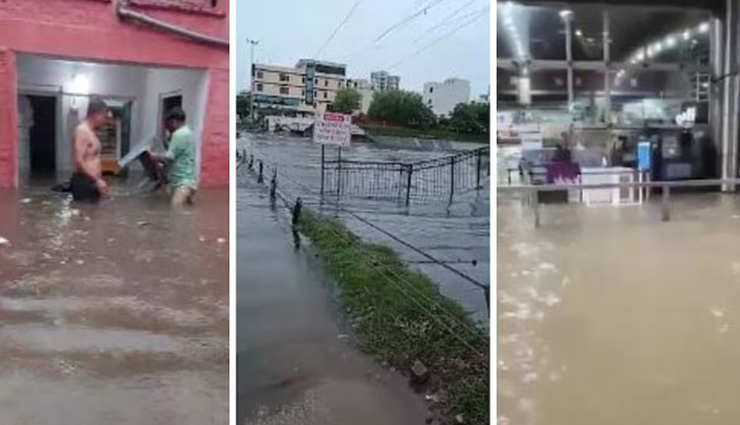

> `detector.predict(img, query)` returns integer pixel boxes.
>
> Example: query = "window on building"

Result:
[302,77,306,83]
[280,74,290,82]
[314,91,317,97]
[324,80,328,87]
[429,87,434,93]
[301,90,305,96]
[257,83,263,92]
[314,78,319,84]
[323,92,328,99]
[257,71,264,79]
[280,86,290,95]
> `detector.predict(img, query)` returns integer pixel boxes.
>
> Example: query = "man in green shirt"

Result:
[149,107,198,206]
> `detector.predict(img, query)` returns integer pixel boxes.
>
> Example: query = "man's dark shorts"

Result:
[70,172,100,203]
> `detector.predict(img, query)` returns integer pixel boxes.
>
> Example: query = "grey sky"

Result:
[236,0,490,97]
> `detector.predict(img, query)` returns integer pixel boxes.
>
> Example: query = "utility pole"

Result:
[246,38,259,122]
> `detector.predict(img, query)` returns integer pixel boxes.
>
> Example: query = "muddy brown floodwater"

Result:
[0,188,229,425]
[498,193,740,425]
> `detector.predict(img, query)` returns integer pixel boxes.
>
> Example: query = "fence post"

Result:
[405,164,413,207]
[533,188,541,228]
[258,160,264,183]
[270,168,277,199]
[449,156,455,204]
[337,147,343,196]
[292,197,303,226]
[476,148,482,189]
[320,145,325,196]
[661,185,670,222]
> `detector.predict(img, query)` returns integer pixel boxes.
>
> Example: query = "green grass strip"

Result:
[298,209,490,425]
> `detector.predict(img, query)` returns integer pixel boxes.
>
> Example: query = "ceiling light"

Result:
[666,36,676,47]
[699,22,710,33]
[575,29,583,37]
[635,52,644,61]
[559,9,573,19]
[683,30,691,40]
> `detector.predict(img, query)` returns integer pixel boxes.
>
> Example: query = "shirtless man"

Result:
[71,97,110,202]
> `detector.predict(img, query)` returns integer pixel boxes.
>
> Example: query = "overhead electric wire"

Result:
[343,0,448,62]
[314,0,363,59]
[387,6,488,70]
[412,0,477,44]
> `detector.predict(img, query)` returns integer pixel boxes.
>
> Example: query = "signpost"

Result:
[314,112,352,196]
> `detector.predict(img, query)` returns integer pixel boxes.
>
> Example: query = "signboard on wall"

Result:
[313,112,351,146]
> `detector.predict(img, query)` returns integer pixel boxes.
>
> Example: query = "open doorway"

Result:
[160,93,183,142]
[28,95,57,178]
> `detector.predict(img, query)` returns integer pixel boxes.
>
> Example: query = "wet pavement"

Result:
[239,133,490,328]
[0,187,229,425]
[237,177,429,425]
[498,193,740,425]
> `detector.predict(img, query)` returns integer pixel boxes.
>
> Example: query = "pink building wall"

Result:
[0,0,230,187]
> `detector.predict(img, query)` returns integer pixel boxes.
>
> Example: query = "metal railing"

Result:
[499,178,740,228]
[321,147,491,205]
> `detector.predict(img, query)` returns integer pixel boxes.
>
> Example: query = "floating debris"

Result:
[538,262,557,272]
[710,308,725,318]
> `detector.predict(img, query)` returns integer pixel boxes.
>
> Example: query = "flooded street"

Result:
[237,176,429,425]
[498,193,740,425]
[0,188,229,425]
[239,133,490,327]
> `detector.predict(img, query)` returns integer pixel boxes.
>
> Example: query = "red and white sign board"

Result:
[313,112,351,147]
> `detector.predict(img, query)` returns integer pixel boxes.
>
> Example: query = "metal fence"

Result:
[321,146,490,205]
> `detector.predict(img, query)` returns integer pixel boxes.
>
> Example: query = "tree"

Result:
[236,93,251,119]
[367,90,436,129]
[332,88,362,114]
[448,102,489,134]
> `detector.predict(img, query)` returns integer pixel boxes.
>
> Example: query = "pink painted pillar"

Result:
[0,48,18,188]
[200,67,229,186]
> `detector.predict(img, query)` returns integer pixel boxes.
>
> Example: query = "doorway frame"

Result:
[16,84,63,183]
[157,90,184,140]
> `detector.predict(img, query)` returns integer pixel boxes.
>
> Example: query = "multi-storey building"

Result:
[370,70,400,91]
[345,78,374,114]
[423,78,471,117]
[251,59,347,117]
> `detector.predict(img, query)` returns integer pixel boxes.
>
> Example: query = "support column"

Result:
[564,15,574,109]
[710,17,724,177]
[721,0,739,191]
[603,9,611,124]
[0,48,18,188]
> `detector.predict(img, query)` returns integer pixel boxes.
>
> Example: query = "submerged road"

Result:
[237,177,429,425]
[0,189,229,425]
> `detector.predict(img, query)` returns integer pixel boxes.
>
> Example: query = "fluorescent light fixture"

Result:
[559,9,573,18]
[699,22,710,33]
[635,52,644,61]
[683,30,691,40]
[666,36,676,47]
[653,42,663,52]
